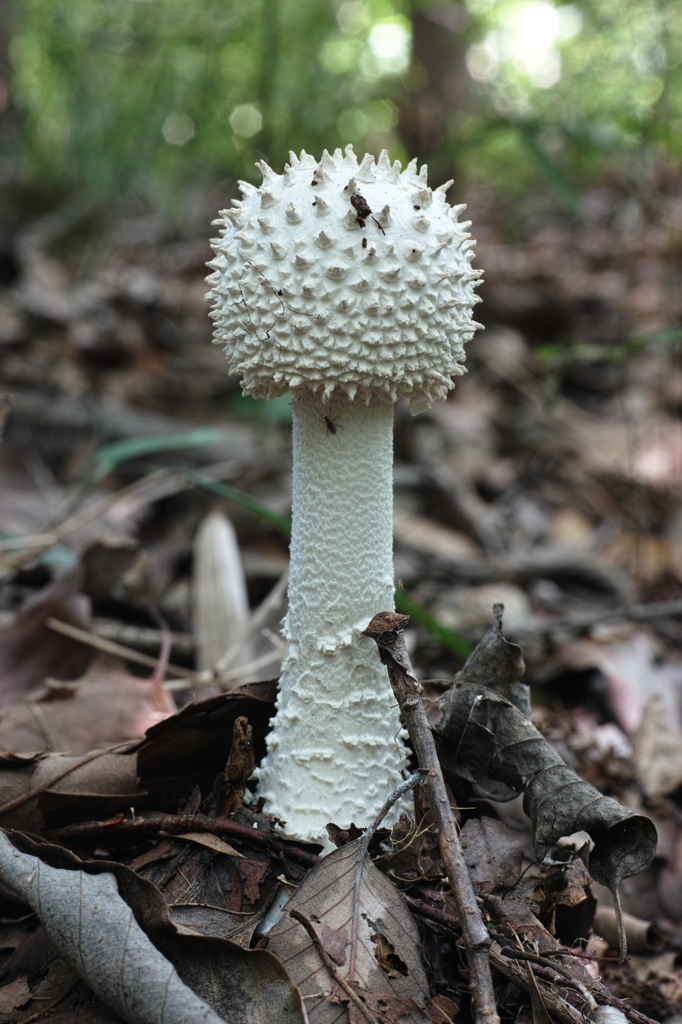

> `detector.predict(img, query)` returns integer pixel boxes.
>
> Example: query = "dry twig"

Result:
[50,811,321,867]
[364,611,500,1024]
[289,909,377,1024]
[44,617,280,689]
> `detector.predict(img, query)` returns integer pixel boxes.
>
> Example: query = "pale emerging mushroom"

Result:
[206,145,482,841]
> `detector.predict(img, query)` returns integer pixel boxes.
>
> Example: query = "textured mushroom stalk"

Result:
[255,390,403,839]
[206,144,482,840]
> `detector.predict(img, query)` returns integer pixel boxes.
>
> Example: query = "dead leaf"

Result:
[633,695,682,797]
[0,924,145,1022]
[459,816,523,891]
[0,830,226,1024]
[169,903,267,948]
[0,750,139,834]
[268,836,430,1024]
[376,814,442,887]
[0,687,277,835]
[0,655,175,755]
[336,983,427,1024]
[0,978,30,1013]
[427,994,458,1024]
[370,932,408,980]
[435,619,657,893]
[2,832,306,1024]
[240,858,270,905]
[558,628,682,735]
[136,683,277,802]
[148,844,244,913]
[454,611,528,717]
[174,833,243,858]
[321,924,348,967]
[0,574,91,705]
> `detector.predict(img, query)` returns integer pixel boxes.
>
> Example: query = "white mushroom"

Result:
[206,145,482,841]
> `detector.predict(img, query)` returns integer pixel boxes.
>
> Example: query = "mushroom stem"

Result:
[256,390,407,841]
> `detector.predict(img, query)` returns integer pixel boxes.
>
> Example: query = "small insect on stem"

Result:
[322,413,343,436]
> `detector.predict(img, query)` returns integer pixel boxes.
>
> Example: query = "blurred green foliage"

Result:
[8,0,682,205]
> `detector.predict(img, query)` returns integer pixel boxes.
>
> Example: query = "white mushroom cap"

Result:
[206,145,483,413]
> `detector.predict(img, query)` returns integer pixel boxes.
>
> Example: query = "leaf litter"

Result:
[4,179,682,1023]
[267,806,429,1024]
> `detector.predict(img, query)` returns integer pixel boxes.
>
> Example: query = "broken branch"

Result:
[49,811,321,867]
[363,611,500,1024]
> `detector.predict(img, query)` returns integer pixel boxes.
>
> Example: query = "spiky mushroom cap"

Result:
[206,145,482,413]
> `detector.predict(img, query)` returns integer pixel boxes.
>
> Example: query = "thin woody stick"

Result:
[49,812,321,868]
[364,611,500,1024]
[289,910,377,1024]
[44,617,280,689]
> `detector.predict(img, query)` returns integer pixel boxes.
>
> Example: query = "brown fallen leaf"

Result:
[136,682,278,804]
[370,931,409,980]
[0,749,139,835]
[427,994,458,1024]
[174,832,243,857]
[633,695,682,797]
[0,573,91,705]
[335,983,427,1024]
[0,941,95,1024]
[0,655,176,755]
[267,835,430,1024]
[169,902,268,948]
[240,858,270,904]
[0,833,222,1024]
[0,687,277,836]
[460,816,523,892]
[557,628,682,735]
[0,977,30,1014]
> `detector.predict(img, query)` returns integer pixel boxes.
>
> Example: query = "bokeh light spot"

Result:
[229,103,262,137]
[162,113,195,146]
[365,21,411,76]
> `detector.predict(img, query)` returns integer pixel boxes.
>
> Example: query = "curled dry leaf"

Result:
[453,605,528,717]
[0,686,276,836]
[267,835,429,1024]
[136,683,277,799]
[434,615,657,893]
[0,830,226,1024]
[0,831,306,1024]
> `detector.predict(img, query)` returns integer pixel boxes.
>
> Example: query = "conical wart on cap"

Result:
[206,145,483,412]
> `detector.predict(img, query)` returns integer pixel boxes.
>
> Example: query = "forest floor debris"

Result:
[1,173,682,1021]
